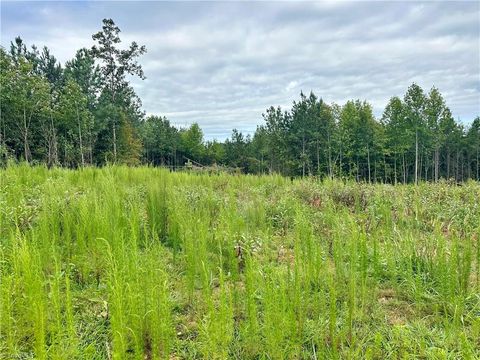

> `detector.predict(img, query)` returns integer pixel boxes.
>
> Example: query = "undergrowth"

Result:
[0,165,479,359]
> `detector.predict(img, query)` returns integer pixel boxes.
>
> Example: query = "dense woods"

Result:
[1,19,478,183]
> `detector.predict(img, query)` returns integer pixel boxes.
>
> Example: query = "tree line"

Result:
[1,18,479,183]
[254,89,479,183]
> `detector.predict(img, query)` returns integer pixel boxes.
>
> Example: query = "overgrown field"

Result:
[1,166,479,359]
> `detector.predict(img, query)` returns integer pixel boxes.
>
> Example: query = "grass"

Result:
[0,165,479,359]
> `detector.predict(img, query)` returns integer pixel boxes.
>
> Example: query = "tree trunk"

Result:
[367,144,371,183]
[112,86,118,164]
[261,152,264,175]
[64,139,67,166]
[461,152,464,182]
[425,154,430,181]
[447,149,450,179]
[394,153,397,185]
[89,130,94,165]
[477,147,479,180]
[46,113,58,168]
[383,154,387,184]
[327,131,333,179]
[432,151,434,181]
[356,158,360,182]
[75,102,85,167]
[52,123,58,165]
[0,116,3,147]
[415,130,418,185]
[455,150,460,182]
[23,106,30,163]
[113,122,117,163]
[302,135,305,178]
[419,152,422,183]
[339,145,343,179]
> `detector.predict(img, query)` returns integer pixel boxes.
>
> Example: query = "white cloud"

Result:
[1,1,479,140]
[285,81,298,92]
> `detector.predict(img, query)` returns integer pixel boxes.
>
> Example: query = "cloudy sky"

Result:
[1,1,479,139]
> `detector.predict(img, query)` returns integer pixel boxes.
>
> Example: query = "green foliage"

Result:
[0,22,478,181]
[0,166,479,358]
[0,19,147,168]
[141,115,180,166]
[180,123,204,161]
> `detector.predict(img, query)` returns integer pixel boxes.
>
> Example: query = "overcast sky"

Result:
[1,1,479,140]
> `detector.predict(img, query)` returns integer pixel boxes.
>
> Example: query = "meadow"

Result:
[0,165,479,359]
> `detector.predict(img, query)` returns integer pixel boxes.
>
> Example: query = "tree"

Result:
[330,103,344,178]
[91,18,147,162]
[338,100,377,182]
[7,57,51,163]
[250,126,269,174]
[204,140,226,166]
[403,83,426,184]
[65,48,101,111]
[318,102,336,178]
[439,108,457,179]
[117,113,142,166]
[33,46,64,89]
[382,97,408,183]
[263,106,290,174]
[140,115,180,166]
[180,123,204,162]
[290,91,312,176]
[0,48,14,155]
[356,101,376,182]
[225,129,252,170]
[466,117,480,180]
[9,36,28,63]
[57,79,93,166]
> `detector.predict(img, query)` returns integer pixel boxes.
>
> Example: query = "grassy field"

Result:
[0,166,479,359]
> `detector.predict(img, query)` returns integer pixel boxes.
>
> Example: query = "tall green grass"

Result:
[0,165,479,358]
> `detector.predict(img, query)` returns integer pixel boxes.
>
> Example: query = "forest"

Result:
[1,19,479,183]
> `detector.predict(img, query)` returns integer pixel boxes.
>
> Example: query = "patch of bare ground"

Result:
[377,288,414,326]
[175,309,198,341]
[277,245,295,265]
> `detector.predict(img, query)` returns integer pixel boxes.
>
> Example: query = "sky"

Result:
[1,1,479,140]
